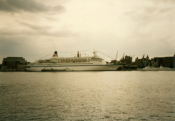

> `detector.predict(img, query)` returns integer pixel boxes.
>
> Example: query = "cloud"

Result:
[19,22,52,31]
[19,22,79,37]
[121,0,175,57]
[0,36,39,62]
[0,0,65,13]
[152,0,175,3]
[44,16,58,21]
[0,0,174,62]
[0,22,79,39]
[0,33,80,62]
[144,6,174,14]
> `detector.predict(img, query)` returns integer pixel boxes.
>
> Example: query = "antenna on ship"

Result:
[77,51,80,57]
[93,49,98,57]
[66,50,89,57]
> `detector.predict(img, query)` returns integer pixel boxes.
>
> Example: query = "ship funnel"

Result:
[52,51,58,57]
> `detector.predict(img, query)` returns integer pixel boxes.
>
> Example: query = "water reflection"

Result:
[0,72,175,120]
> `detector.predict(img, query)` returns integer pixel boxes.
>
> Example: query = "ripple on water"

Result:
[0,72,175,121]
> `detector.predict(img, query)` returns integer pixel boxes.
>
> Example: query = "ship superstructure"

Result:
[25,50,123,71]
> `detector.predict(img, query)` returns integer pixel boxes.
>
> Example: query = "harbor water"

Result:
[0,72,175,121]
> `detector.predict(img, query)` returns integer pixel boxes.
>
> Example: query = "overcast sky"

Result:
[0,0,175,62]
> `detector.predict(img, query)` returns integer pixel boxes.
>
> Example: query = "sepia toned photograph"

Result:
[0,0,175,120]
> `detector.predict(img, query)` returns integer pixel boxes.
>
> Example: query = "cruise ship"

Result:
[25,50,123,72]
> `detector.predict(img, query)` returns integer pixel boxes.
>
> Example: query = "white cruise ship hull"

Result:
[25,64,123,72]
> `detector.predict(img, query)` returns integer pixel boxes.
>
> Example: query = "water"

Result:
[0,71,175,121]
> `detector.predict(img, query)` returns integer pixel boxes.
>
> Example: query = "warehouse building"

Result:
[151,55,175,68]
[1,57,27,71]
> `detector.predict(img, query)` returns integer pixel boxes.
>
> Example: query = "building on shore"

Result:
[151,55,174,68]
[109,53,175,70]
[174,54,175,68]
[134,55,175,68]
[110,55,137,70]
[0,54,174,71]
[1,57,27,71]
[134,55,150,68]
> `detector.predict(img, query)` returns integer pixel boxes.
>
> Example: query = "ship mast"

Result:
[93,50,97,57]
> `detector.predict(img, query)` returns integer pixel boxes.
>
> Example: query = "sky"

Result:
[0,0,175,62]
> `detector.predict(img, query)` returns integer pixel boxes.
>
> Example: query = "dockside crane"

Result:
[118,52,125,62]
[132,55,135,62]
[123,53,125,59]
[115,51,118,61]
